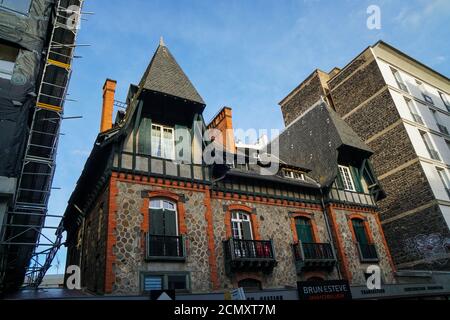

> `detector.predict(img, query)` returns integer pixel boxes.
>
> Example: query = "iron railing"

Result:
[145,234,186,261]
[293,242,335,261]
[224,238,275,260]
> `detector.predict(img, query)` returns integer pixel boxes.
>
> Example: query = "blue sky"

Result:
[43,0,450,274]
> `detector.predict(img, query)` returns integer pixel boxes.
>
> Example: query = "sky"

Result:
[42,0,450,275]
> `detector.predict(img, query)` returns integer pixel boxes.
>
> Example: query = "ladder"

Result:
[0,0,85,289]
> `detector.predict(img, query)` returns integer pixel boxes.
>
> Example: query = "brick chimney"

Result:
[207,107,236,153]
[100,79,117,132]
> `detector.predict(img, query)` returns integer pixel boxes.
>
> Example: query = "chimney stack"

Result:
[207,107,236,153]
[100,79,117,132]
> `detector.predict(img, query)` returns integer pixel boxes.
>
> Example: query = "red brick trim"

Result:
[204,188,219,289]
[327,205,352,282]
[105,176,118,293]
[375,212,397,272]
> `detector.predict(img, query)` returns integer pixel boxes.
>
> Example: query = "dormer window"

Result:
[151,124,175,159]
[282,168,305,181]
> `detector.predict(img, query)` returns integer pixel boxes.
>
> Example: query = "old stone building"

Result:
[63,40,395,296]
[280,41,450,271]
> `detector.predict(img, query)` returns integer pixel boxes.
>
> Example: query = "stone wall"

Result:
[331,208,395,286]
[79,186,109,293]
[280,71,327,126]
[382,204,450,268]
[111,179,211,294]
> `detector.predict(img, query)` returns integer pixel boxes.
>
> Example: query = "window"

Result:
[391,67,408,92]
[282,168,305,180]
[0,0,31,15]
[149,199,177,236]
[416,80,434,104]
[437,168,450,199]
[420,131,441,161]
[439,92,450,111]
[351,219,369,244]
[238,278,262,291]
[295,217,314,243]
[338,165,356,191]
[405,98,423,124]
[231,211,253,240]
[0,43,19,80]
[431,109,449,134]
[151,124,175,159]
[142,273,189,292]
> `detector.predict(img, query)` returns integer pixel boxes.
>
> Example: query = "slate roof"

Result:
[271,98,372,186]
[138,41,205,105]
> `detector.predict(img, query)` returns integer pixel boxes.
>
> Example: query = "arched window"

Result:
[231,211,253,240]
[351,219,369,244]
[295,217,314,243]
[149,199,178,236]
[238,278,262,291]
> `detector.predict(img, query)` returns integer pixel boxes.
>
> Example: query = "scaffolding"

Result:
[0,0,85,289]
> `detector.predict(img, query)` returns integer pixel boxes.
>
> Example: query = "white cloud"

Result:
[394,0,450,28]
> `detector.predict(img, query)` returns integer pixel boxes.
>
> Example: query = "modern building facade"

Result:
[62,40,396,296]
[0,0,83,292]
[280,41,450,271]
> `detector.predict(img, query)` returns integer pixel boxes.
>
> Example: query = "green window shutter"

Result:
[149,208,164,235]
[295,218,313,243]
[352,220,368,244]
[336,169,344,189]
[350,166,364,193]
[175,125,191,163]
[138,118,152,155]
[242,220,253,240]
[164,209,177,236]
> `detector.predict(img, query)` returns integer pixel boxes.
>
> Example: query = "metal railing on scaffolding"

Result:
[0,0,86,289]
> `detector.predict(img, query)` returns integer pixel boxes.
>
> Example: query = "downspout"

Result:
[319,187,343,279]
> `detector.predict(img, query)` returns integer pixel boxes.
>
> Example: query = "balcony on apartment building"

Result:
[292,242,336,273]
[145,233,186,261]
[356,242,379,263]
[223,238,277,275]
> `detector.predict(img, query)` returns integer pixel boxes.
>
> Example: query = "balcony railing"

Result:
[145,233,186,261]
[223,238,277,275]
[328,187,376,206]
[438,124,449,135]
[293,242,336,273]
[356,242,379,263]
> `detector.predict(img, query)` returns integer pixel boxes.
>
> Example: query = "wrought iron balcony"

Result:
[145,233,186,261]
[293,242,336,273]
[356,242,379,263]
[223,238,277,275]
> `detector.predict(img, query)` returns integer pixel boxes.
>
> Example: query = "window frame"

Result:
[141,272,190,293]
[282,168,305,181]
[149,198,179,236]
[439,92,450,111]
[294,216,315,244]
[391,67,408,92]
[0,0,32,15]
[231,211,253,240]
[405,98,423,124]
[436,167,450,196]
[420,130,441,161]
[338,165,356,192]
[416,80,434,105]
[151,123,175,160]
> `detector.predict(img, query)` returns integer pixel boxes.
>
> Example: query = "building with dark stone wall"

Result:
[280,41,450,272]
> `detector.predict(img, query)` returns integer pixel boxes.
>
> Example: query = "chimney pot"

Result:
[100,79,117,132]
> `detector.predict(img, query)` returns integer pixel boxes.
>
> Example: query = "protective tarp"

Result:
[0,0,55,52]
[0,0,55,177]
